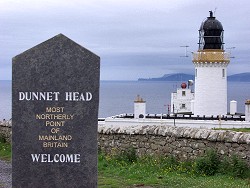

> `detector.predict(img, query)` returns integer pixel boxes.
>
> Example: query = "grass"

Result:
[0,136,11,161]
[98,150,250,188]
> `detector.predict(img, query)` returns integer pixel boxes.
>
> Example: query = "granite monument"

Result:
[12,34,100,188]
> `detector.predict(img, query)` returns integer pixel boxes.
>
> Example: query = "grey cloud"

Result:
[0,0,250,80]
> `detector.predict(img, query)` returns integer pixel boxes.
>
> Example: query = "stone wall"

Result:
[0,120,12,143]
[1,121,250,166]
[98,125,250,166]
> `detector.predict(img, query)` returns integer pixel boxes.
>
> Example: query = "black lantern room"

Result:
[198,11,224,50]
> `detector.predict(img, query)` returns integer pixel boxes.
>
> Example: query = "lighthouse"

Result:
[193,11,230,116]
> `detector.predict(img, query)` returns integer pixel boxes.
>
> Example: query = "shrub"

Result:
[161,155,179,170]
[115,147,137,163]
[0,135,6,143]
[195,150,250,178]
[230,155,249,179]
[219,154,249,178]
[195,149,220,176]
[219,156,231,175]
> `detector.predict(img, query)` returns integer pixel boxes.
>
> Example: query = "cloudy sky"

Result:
[1,0,250,80]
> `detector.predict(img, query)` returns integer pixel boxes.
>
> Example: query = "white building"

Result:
[193,11,230,116]
[134,95,146,119]
[171,83,194,114]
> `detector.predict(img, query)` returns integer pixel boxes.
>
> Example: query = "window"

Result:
[195,69,197,77]
[182,91,186,96]
[222,69,225,78]
[181,104,186,109]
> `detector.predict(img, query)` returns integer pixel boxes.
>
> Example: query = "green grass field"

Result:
[98,150,250,188]
[99,172,250,188]
[0,137,11,161]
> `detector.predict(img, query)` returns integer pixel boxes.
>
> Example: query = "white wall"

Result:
[134,102,146,119]
[194,62,229,116]
[103,117,250,129]
[171,88,194,113]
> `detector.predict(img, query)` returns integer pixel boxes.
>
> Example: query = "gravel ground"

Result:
[0,160,11,188]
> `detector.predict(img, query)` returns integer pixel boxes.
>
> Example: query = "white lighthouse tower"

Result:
[193,11,230,116]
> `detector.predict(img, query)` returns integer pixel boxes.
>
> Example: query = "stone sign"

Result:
[12,34,100,188]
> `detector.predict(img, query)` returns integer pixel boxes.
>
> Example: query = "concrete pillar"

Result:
[230,100,237,115]
[134,95,146,119]
[245,100,250,122]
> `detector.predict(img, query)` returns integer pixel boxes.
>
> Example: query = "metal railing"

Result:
[105,114,245,121]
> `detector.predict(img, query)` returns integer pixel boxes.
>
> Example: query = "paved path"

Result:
[0,160,11,188]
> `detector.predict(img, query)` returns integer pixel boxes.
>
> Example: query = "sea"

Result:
[1,80,250,120]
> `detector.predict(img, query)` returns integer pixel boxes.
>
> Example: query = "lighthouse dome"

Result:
[198,11,224,50]
[200,12,223,31]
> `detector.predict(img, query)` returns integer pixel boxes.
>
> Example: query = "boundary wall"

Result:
[1,122,249,166]
[98,124,250,166]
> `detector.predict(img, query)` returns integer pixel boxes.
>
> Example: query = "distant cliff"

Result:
[227,73,250,82]
[138,73,194,81]
[138,72,250,82]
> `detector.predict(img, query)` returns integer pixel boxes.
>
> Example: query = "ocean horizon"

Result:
[1,80,250,120]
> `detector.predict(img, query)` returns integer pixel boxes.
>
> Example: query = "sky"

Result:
[1,0,250,80]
